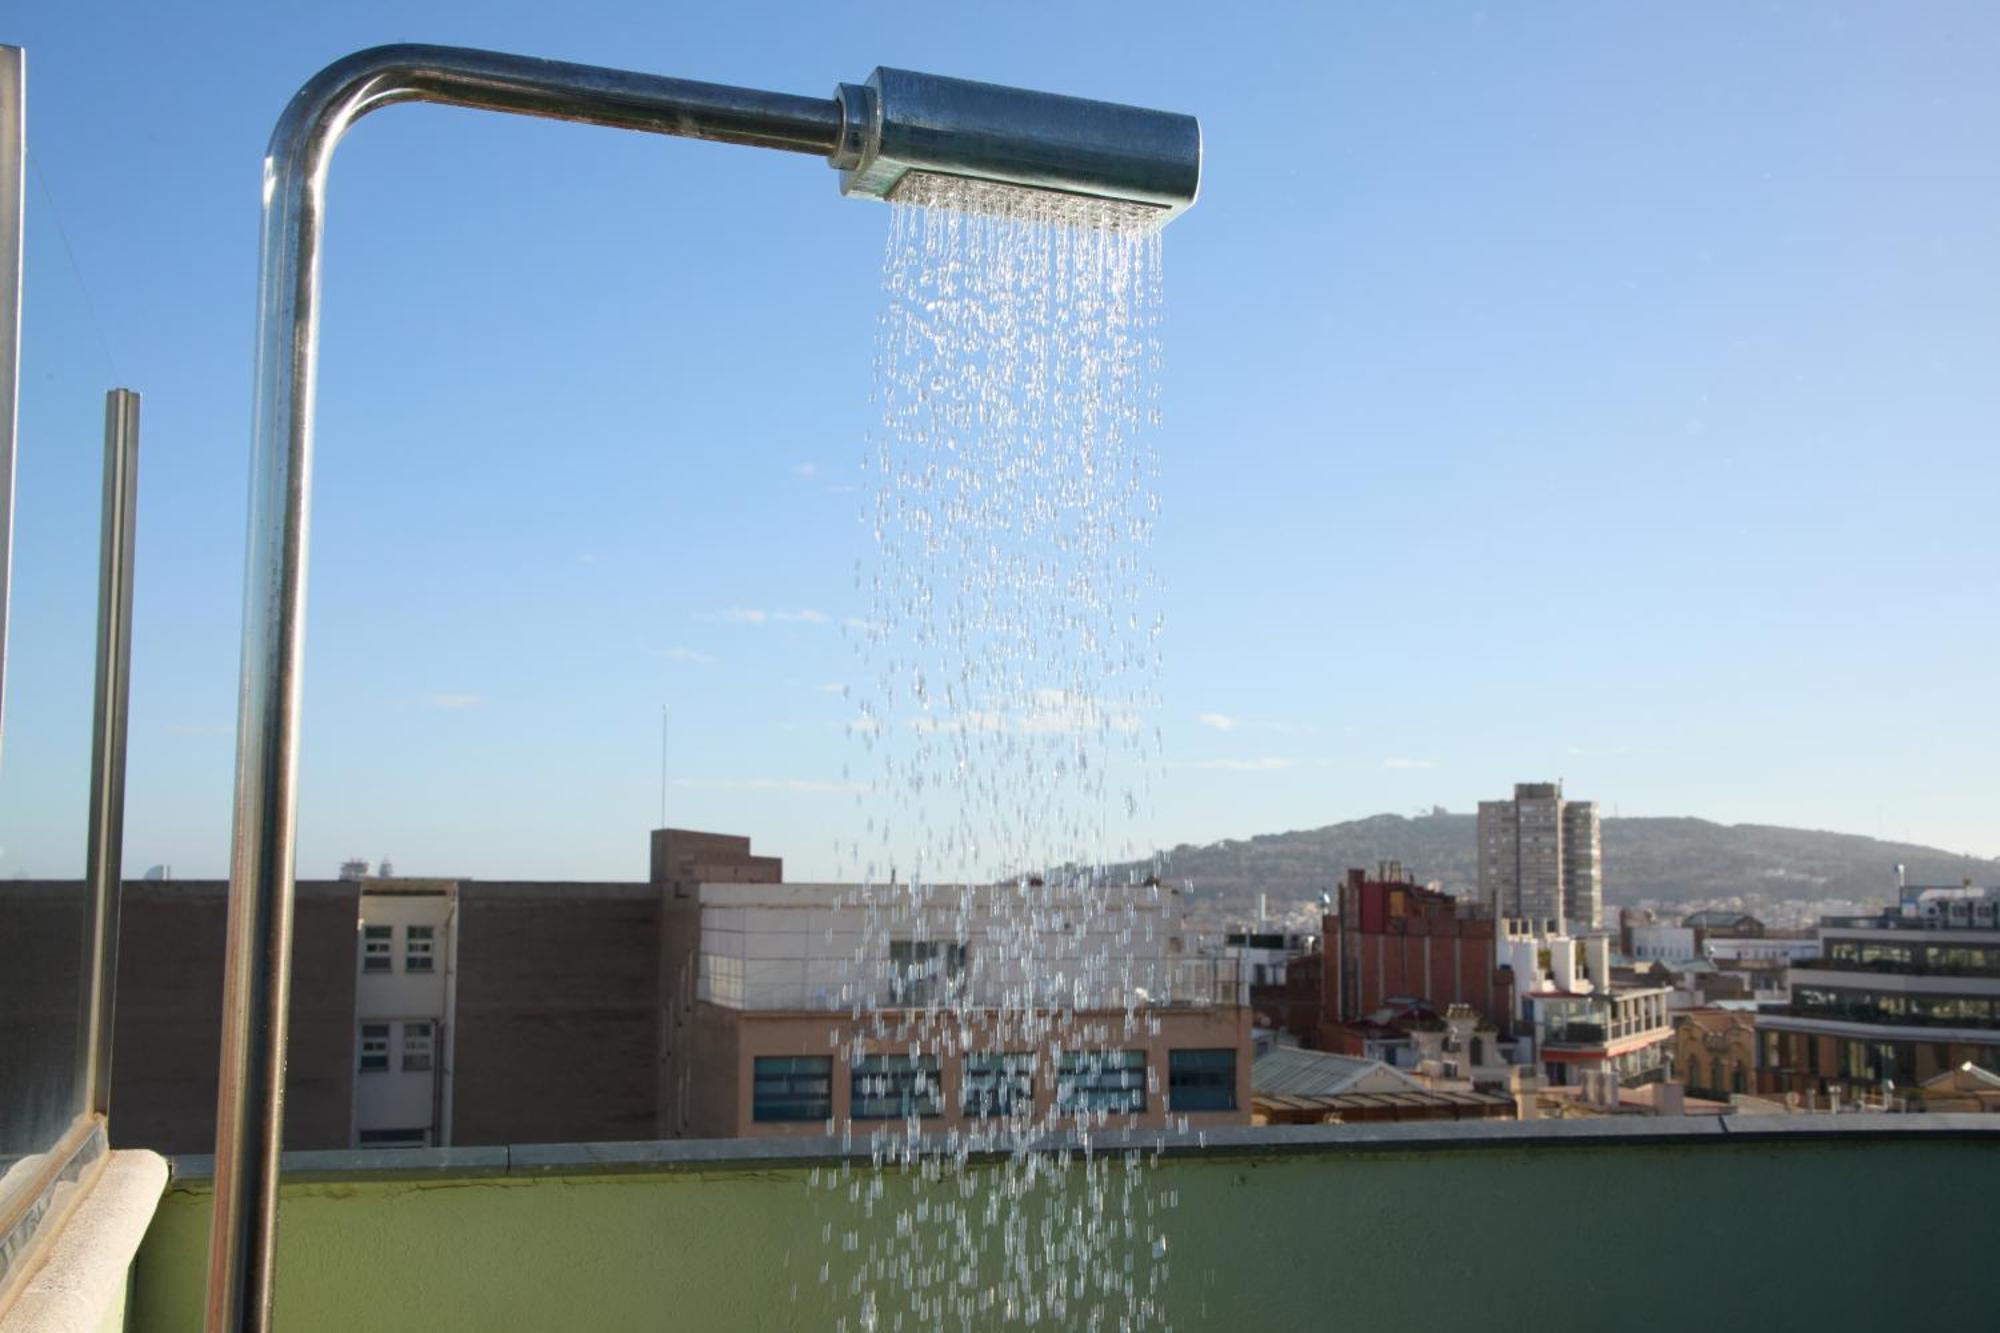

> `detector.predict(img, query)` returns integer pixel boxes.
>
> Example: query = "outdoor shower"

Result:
[213,43,1199,1332]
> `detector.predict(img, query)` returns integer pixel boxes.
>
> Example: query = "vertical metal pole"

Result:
[82,389,140,1117]
[0,48,24,762]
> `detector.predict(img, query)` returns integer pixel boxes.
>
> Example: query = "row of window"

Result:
[362,923,436,974]
[358,1020,435,1074]
[1822,940,2000,977]
[1792,986,2000,1030]
[752,1048,1237,1123]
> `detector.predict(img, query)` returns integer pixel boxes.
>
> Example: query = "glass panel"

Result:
[0,138,115,1223]
[1055,1050,1146,1115]
[1167,1048,1237,1112]
[850,1054,941,1120]
[752,1056,831,1123]
[961,1053,1033,1117]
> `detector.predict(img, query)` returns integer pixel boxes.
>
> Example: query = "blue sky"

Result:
[2,2,1996,882]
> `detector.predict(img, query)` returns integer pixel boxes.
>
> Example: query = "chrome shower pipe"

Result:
[213,44,1200,1333]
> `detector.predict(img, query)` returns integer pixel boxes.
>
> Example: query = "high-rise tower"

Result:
[1478,782,1602,928]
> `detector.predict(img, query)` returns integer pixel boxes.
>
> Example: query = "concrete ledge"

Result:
[1,1151,168,1333]
[163,1113,2000,1185]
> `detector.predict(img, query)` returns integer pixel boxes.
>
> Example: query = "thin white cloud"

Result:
[672,776,860,793]
[658,646,717,665]
[424,693,485,711]
[817,682,847,695]
[703,607,831,626]
[1382,758,1435,770]
[793,462,819,479]
[1197,712,1238,732]
[1175,757,1295,772]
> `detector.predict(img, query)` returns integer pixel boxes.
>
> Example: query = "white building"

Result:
[353,881,457,1148]
[1499,919,1672,1088]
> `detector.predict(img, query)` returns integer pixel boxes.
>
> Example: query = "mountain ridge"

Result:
[1140,811,1997,922]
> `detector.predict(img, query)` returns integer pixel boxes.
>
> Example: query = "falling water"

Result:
[816,176,1177,1331]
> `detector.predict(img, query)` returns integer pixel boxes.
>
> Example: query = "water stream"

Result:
[818,178,1178,1331]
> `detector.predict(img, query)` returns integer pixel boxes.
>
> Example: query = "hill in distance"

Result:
[1144,811,1998,925]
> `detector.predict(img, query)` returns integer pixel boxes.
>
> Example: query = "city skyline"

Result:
[3,2,1998,884]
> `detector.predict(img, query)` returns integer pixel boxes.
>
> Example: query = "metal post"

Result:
[0,47,24,761]
[82,389,140,1117]
[209,47,843,1333]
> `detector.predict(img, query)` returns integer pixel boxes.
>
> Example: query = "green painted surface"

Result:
[132,1138,1999,1331]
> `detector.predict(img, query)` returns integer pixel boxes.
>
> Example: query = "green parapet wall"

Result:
[131,1121,2000,1331]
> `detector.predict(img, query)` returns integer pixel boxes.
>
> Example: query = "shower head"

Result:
[830,68,1202,228]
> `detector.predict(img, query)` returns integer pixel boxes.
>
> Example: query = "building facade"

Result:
[1326,865,1512,1046]
[655,833,1252,1140]
[1499,920,1672,1088]
[1757,884,2000,1105]
[69,828,1252,1155]
[1477,782,1602,928]
[1673,1008,1756,1101]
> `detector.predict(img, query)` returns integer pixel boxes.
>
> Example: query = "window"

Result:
[359,1023,390,1073]
[403,1021,435,1073]
[1056,1050,1146,1115]
[851,1054,942,1119]
[1168,1049,1236,1112]
[887,940,963,1006]
[752,1056,832,1123]
[405,924,436,974]
[362,925,393,973]
[962,1053,1034,1117]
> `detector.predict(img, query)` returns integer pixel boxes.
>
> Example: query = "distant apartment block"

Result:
[1758,883,2000,1106]
[1478,781,1602,928]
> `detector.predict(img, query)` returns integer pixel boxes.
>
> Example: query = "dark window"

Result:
[402,1021,435,1072]
[1056,1050,1146,1115]
[752,1056,832,1123]
[357,1128,428,1147]
[405,925,436,973]
[1167,1048,1237,1111]
[887,940,963,1007]
[962,1053,1033,1118]
[362,925,393,973]
[851,1054,942,1119]
[358,1023,390,1073]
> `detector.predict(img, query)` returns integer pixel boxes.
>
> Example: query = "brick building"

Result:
[1326,865,1513,1046]
[31,827,1249,1155]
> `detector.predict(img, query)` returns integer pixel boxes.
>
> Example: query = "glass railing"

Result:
[0,53,139,1296]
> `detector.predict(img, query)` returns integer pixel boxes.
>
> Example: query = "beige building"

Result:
[653,831,1253,1140]
[1479,782,1602,928]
